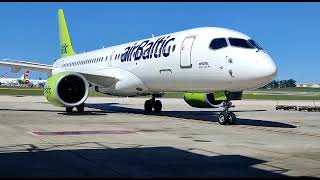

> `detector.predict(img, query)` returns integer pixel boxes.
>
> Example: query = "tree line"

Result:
[261,79,296,89]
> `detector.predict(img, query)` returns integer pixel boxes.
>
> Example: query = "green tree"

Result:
[286,79,296,87]
[262,80,279,89]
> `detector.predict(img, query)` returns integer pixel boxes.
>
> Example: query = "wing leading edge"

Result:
[0,59,120,89]
[0,59,53,76]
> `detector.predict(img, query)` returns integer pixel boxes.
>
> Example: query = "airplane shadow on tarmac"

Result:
[0,108,107,115]
[85,103,296,128]
[0,103,296,128]
[0,146,290,178]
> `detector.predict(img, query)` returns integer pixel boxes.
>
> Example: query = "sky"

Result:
[0,2,319,83]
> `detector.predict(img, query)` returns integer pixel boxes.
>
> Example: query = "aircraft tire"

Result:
[66,107,73,113]
[228,112,237,125]
[76,104,85,112]
[144,100,153,113]
[154,100,162,113]
[218,112,228,125]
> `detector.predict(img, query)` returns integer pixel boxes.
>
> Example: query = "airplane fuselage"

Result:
[52,27,277,97]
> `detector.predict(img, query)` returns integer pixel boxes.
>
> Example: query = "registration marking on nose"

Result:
[31,129,135,136]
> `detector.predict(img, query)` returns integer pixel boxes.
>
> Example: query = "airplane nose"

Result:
[225,51,278,91]
[253,54,277,86]
[262,56,277,79]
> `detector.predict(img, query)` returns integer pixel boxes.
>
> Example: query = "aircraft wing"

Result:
[79,71,118,88]
[0,59,119,88]
[0,59,53,74]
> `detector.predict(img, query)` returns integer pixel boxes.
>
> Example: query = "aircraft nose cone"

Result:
[228,51,278,91]
[254,54,277,87]
[262,57,277,79]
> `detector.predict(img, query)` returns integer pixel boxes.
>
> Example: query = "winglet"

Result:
[58,9,76,58]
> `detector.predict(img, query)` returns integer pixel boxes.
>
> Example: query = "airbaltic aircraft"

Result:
[0,9,277,125]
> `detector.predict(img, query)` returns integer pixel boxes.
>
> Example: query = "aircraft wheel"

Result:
[218,112,228,125]
[144,100,153,113]
[66,107,73,113]
[227,112,237,125]
[154,100,162,113]
[76,104,85,112]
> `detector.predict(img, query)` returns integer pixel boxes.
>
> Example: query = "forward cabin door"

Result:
[180,36,195,68]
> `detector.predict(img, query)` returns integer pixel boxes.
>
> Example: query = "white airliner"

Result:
[0,70,46,87]
[0,9,277,125]
[0,77,19,86]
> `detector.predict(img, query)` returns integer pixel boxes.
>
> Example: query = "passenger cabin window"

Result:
[209,38,228,50]
[228,38,254,49]
[248,39,264,50]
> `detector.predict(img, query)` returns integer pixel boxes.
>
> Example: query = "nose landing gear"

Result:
[144,95,162,113]
[218,101,236,125]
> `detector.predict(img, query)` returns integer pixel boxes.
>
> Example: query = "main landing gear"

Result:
[144,95,162,113]
[65,103,85,113]
[218,101,237,125]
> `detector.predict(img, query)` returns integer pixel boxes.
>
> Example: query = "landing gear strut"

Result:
[218,101,236,125]
[144,95,162,113]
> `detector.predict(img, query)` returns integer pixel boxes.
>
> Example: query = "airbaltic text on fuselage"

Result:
[121,36,176,62]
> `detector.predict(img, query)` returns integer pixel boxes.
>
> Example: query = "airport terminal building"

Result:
[296,83,320,88]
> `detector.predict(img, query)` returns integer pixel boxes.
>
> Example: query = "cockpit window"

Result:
[248,39,264,50]
[209,38,228,50]
[228,38,254,49]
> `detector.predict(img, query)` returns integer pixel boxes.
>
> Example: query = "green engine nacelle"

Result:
[44,71,89,107]
[183,91,242,108]
[183,91,227,108]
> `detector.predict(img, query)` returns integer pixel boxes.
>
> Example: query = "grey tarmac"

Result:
[0,96,319,178]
